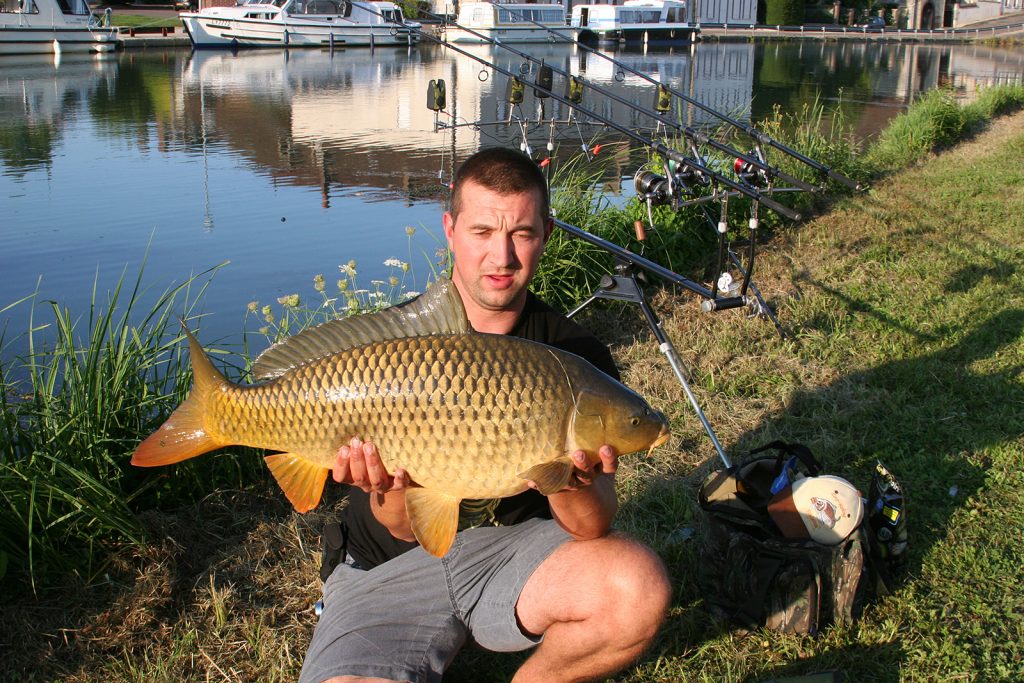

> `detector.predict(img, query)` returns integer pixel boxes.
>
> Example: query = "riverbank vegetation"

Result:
[2,84,1023,680]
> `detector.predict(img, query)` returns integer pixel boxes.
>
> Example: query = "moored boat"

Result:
[571,0,698,46]
[180,0,420,49]
[0,0,117,55]
[441,1,571,44]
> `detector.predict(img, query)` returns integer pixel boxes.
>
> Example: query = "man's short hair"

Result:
[450,147,550,222]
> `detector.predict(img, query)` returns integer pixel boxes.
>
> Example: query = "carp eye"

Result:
[630,417,641,426]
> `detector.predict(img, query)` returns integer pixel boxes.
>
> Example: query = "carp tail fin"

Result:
[131,323,231,467]
[131,395,223,466]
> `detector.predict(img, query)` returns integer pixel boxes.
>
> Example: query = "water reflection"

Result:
[0,53,117,176]
[4,42,1022,186]
[173,42,757,204]
[165,41,1024,198]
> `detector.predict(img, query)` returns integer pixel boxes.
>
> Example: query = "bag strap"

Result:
[748,440,823,477]
[730,441,824,509]
[319,520,349,582]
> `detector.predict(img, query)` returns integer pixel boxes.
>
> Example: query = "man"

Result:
[300,147,671,683]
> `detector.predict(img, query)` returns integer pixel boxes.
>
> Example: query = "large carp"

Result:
[131,279,670,557]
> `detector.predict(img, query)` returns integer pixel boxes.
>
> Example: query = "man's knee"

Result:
[517,532,672,643]
[600,536,672,636]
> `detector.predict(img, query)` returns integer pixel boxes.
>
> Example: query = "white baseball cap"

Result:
[767,475,864,545]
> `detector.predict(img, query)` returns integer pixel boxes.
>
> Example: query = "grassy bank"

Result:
[108,14,182,29]
[2,87,1023,680]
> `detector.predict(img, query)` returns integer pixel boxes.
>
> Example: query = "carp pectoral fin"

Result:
[264,453,329,513]
[404,488,460,558]
[518,457,576,496]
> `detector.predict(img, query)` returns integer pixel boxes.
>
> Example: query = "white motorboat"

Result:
[441,1,571,44]
[180,0,420,49]
[0,0,117,55]
[571,0,698,46]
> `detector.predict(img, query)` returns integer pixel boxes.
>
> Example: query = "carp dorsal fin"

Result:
[264,452,330,513]
[253,278,469,381]
[405,488,461,558]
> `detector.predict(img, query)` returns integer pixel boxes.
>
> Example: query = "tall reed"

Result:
[0,262,263,589]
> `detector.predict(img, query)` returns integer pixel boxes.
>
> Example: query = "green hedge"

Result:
[765,0,805,25]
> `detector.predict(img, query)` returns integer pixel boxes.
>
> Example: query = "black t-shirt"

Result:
[342,290,619,569]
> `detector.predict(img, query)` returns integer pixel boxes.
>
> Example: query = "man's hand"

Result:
[528,444,619,541]
[333,437,416,542]
[524,444,618,493]
[333,437,411,494]
[565,444,618,490]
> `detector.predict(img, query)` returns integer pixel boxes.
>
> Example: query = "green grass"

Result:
[1,85,1023,681]
[108,13,182,29]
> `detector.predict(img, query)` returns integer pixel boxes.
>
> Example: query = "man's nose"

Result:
[488,234,518,267]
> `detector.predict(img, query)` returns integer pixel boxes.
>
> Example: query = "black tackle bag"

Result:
[696,441,907,635]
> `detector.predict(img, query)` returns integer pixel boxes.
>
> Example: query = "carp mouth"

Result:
[648,424,671,453]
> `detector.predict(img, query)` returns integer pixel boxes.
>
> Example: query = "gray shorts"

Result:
[299,517,571,683]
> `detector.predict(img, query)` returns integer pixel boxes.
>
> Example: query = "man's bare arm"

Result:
[532,445,619,541]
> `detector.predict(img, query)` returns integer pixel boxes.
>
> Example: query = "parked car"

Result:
[861,16,885,28]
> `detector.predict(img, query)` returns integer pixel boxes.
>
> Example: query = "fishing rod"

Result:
[421,35,802,220]
[363,6,792,317]
[420,10,817,198]
[355,3,801,219]
[560,218,735,468]
[471,0,861,192]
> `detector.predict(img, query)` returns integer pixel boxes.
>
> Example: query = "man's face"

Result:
[443,179,552,319]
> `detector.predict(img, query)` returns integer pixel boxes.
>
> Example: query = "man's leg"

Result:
[299,557,465,683]
[512,534,672,683]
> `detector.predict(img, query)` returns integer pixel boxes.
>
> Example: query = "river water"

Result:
[1,40,1022,361]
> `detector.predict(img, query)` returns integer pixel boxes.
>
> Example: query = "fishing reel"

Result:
[733,151,772,189]
[633,162,708,211]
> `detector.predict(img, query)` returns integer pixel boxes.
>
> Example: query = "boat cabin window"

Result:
[289,0,348,14]
[619,8,661,23]
[380,7,403,22]
[497,7,562,23]
[11,0,40,13]
[54,0,90,14]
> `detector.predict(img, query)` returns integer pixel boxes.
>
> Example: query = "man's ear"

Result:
[443,211,456,247]
[543,217,554,243]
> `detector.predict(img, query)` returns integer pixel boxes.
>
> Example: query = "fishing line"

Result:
[422,7,816,200]
[473,0,861,192]
[359,4,802,220]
